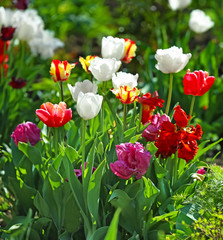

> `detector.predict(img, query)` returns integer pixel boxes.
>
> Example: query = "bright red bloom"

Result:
[0,39,9,63]
[155,105,203,162]
[0,26,16,41]
[173,105,191,128]
[121,38,137,63]
[36,102,72,128]
[9,77,27,89]
[138,91,164,125]
[183,69,215,96]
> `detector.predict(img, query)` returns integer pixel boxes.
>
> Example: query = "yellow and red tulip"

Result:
[111,86,140,104]
[79,55,97,73]
[50,59,76,82]
[121,39,137,64]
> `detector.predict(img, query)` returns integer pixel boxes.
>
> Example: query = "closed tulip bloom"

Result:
[0,26,16,41]
[77,92,103,120]
[36,102,72,128]
[88,57,121,82]
[189,10,214,34]
[183,70,215,96]
[168,0,191,11]
[9,77,27,89]
[121,38,137,63]
[79,55,97,73]
[68,80,98,101]
[112,72,138,89]
[11,121,41,146]
[155,46,192,74]
[111,86,140,104]
[110,142,152,179]
[50,59,76,82]
[101,36,125,60]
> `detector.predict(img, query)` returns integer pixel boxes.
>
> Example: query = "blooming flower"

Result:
[142,113,170,142]
[11,121,41,146]
[197,167,207,175]
[121,38,137,63]
[77,92,103,120]
[155,46,192,74]
[110,142,152,179]
[168,0,191,11]
[189,9,214,34]
[137,91,164,125]
[36,102,72,128]
[68,80,98,101]
[9,77,27,89]
[88,57,121,82]
[112,71,138,89]
[183,69,215,96]
[155,105,203,162]
[13,0,29,10]
[50,59,76,82]
[111,86,140,104]
[0,26,16,41]
[28,30,64,59]
[79,55,97,73]
[101,36,125,60]
[192,167,207,181]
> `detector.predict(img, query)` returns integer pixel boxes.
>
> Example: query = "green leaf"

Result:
[34,192,50,218]
[88,226,109,240]
[104,208,121,240]
[18,142,42,165]
[65,145,79,163]
[154,158,168,179]
[11,138,24,167]
[87,159,105,227]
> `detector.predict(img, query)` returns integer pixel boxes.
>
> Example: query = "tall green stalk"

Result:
[189,95,196,117]
[165,73,173,115]
[101,81,106,132]
[60,82,64,102]
[54,127,59,156]
[81,119,87,184]
[123,104,127,132]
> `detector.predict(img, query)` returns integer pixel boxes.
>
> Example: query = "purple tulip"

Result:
[11,122,41,146]
[13,0,29,10]
[110,142,151,179]
[142,113,170,142]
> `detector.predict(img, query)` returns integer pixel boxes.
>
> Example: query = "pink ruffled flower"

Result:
[110,142,151,179]
[11,122,41,146]
[142,113,170,142]
[197,167,206,175]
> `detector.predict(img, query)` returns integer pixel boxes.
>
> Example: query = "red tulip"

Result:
[0,26,16,41]
[36,102,72,127]
[183,69,215,96]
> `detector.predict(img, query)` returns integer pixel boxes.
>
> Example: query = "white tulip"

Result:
[112,72,138,89]
[155,46,192,74]
[101,36,125,60]
[28,29,64,59]
[168,0,191,11]
[0,7,15,27]
[88,57,121,82]
[189,9,214,34]
[77,92,103,120]
[68,80,98,101]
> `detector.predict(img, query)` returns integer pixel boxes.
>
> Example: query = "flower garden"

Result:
[1,0,223,239]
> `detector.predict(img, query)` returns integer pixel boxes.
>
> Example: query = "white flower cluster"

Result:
[0,7,64,59]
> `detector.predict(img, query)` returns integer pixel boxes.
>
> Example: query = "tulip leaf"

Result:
[65,145,79,164]
[11,138,25,167]
[87,159,105,227]
[34,192,51,218]
[154,158,168,179]
[104,208,121,240]
[88,226,109,240]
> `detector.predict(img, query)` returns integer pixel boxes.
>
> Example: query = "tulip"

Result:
[168,0,191,11]
[112,71,138,89]
[11,121,41,146]
[76,92,103,120]
[110,142,152,179]
[88,57,121,82]
[79,55,97,73]
[9,77,27,89]
[183,70,215,96]
[155,46,192,74]
[13,0,29,10]
[50,59,76,82]
[142,113,170,142]
[101,36,125,60]
[189,9,214,34]
[0,26,16,41]
[111,86,140,104]
[173,105,191,128]
[68,80,98,101]
[121,38,137,63]
[36,102,72,128]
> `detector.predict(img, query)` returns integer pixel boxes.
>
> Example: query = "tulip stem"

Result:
[165,73,173,115]
[123,104,127,132]
[138,102,143,132]
[189,95,196,117]
[54,127,59,156]
[81,119,87,184]
[60,82,64,102]
[172,151,178,188]
[101,81,106,133]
